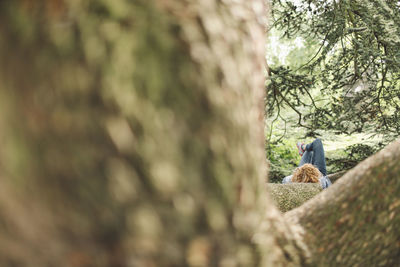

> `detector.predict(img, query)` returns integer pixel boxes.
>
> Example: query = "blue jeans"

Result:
[299,138,327,176]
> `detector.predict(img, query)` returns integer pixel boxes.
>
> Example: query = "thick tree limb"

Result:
[267,183,322,212]
[327,170,348,183]
[286,139,400,266]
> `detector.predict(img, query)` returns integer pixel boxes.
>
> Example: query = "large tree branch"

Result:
[267,183,322,213]
[286,139,400,266]
[326,170,348,183]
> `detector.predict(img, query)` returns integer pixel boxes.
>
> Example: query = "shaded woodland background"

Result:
[267,0,400,182]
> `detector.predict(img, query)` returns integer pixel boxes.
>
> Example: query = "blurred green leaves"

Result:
[268,0,400,138]
[266,139,299,183]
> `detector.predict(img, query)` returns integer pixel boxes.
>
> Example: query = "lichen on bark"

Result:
[0,0,306,266]
[267,183,322,213]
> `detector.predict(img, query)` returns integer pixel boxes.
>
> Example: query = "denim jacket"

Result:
[282,175,332,189]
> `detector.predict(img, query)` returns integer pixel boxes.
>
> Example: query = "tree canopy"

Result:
[268,0,400,139]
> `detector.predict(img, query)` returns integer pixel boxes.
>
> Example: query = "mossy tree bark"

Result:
[286,139,400,266]
[267,183,322,213]
[0,1,306,266]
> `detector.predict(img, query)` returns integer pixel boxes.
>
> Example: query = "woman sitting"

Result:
[282,138,332,189]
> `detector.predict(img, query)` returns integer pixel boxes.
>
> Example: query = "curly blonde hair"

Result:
[292,164,321,183]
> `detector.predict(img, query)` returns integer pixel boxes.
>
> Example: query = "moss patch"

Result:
[267,183,322,212]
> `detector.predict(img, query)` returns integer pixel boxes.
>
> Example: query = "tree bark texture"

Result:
[286,139,400,266]
[326,170,347,183]
[267,183,322,213]
[0,1,308,266]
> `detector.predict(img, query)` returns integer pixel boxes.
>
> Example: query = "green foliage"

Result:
[266,0,398,175]
[268,0,400,138]
[326,143,383,174]
[267,139,300,183]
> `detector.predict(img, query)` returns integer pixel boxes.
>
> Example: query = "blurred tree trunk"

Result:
[0,1,306,266]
